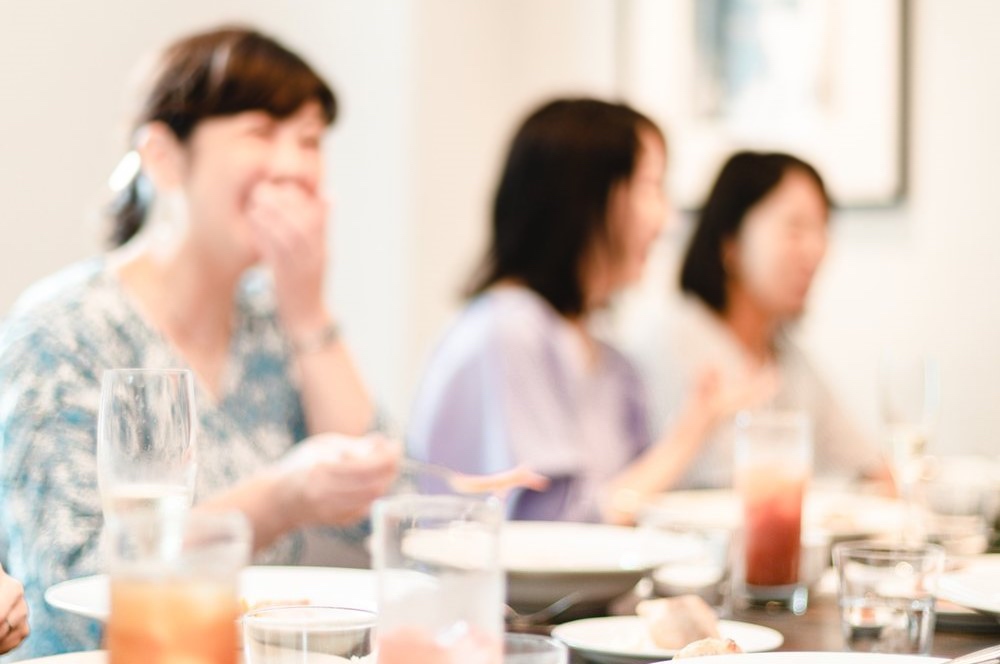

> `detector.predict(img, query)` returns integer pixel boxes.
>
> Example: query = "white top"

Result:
[623,295,885,489]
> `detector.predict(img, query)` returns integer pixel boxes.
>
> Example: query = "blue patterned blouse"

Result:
[0,259,333,659]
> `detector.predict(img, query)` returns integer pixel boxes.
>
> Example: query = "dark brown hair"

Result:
[680,151,830,313]
[108,26,337,247]
[469,98,664,317]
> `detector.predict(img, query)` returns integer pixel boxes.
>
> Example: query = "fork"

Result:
[944,644,1000,664]
[504,591,590,630]
[401,458,550,496]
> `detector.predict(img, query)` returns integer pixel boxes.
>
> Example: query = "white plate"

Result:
[937,555,1000,616]
[501,522,699,612]
[641,489,905,539]
[552,616,783,664]
[646,654,944,664]
[45,566,380,622]
[19,652,106,664]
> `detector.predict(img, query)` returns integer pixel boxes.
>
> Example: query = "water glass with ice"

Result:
[372,495,504,664]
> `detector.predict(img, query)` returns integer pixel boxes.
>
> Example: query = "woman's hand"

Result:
[601,365,781,525]
[688,365,781,426]
[273,433,401,528]
[0,565,28,654]
[247,180,331,337]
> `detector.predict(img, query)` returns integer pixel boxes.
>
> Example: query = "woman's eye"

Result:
[247,121,276,138]
[301,134,322,150]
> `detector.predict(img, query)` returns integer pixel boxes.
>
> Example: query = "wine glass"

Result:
[97,368,197,522]
[878,353,940,541]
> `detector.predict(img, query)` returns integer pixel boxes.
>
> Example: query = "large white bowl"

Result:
[501,521,697,612]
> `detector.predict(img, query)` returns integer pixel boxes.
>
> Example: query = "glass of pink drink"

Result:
[734,410,812,614]
[372,495,504,664]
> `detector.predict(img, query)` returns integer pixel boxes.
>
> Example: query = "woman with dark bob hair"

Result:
[408,99,751,522]
[0,27,400,656]
[627,151,892,490]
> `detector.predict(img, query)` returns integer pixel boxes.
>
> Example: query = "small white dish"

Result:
[937,554,1000,616]
[551,616,783,664]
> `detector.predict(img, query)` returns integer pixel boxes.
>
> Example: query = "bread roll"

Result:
[674,637,743,658]
[636,595,720,650]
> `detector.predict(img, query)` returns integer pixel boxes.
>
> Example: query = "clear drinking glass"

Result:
[372,495,504,664]
[733,410,812,614]
[243,606,376,663]
[105,509,251,664]
[833,541,945,654]
[97,368,197,521]
[504,634,569,664]
[638,513,735,616]
[879,353,940,541]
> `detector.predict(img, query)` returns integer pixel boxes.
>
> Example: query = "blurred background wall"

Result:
[0,0,997,457]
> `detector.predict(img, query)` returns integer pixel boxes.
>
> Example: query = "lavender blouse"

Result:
[407,287,651,522]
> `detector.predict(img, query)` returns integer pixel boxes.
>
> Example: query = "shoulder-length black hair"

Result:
[679,151,829,313]
[469,98,664,317]
[108,26,337,247]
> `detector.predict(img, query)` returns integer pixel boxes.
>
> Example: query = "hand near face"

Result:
[247,180,330,335]
[274,433,401,528]
[0,565,28,654]
[691,365,782,425]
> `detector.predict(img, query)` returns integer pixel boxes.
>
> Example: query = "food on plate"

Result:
[239,598,311,614]
[674,637,744,658]
[636,595,720,649]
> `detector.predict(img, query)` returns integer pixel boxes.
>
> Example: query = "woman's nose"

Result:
[266,138,316,187]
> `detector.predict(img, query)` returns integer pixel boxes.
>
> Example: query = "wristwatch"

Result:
[291,321,342,355]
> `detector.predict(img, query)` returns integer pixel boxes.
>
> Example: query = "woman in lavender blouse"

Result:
[408,99,741,523]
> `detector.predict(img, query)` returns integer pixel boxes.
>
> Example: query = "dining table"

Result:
[729,594,1000,658]
[24,584,1000,664]
[540,589,1000,664]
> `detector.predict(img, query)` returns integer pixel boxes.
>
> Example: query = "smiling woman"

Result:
[0,26,400,659]
[624,152,893,492]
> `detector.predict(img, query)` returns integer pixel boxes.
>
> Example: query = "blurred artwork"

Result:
[621,0,905,208]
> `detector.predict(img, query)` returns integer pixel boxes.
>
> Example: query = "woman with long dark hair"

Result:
[408,99,747,523]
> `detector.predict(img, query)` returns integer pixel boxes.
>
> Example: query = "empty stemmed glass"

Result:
[97,368,197,523]
[878,353,940,542]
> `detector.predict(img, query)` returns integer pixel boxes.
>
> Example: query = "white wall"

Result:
[403,0,619,420]
[799,0,1000,457]
[622,0,1000,458]
[0,0,416,416]
[1,0,998,454]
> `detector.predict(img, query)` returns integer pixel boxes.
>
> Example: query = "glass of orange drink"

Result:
[734,410,813,615]
[104,509,251,664]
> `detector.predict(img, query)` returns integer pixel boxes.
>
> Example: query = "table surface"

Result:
[20,598,1000,664]
[731,594,1000,657]
[556,592,1000,663]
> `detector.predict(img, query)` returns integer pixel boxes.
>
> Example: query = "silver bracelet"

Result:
[291,321,342,355]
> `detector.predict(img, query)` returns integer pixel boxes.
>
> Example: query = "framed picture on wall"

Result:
[618,0,906,209]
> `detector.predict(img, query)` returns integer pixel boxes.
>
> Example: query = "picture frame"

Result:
[618,0,907,209]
